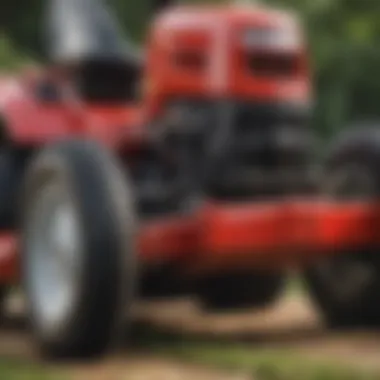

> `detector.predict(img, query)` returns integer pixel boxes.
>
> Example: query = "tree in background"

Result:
[1,0,379,137]
[266,0,380,136]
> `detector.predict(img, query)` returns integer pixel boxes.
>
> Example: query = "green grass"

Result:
[1,331,377,380]
[2,346,375,380]
[155,342,378,380]
[130,322,379,380]
[0,359,64,380]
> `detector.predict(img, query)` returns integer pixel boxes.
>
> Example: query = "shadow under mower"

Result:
[0,0,380,359]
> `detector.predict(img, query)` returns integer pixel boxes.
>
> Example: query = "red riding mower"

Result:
[0,0,379,359]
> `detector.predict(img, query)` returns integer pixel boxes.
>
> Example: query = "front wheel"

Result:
[22,140,137,359]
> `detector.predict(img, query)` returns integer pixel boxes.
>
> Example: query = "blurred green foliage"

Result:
[0,35,31,71]
[1,0,380,137]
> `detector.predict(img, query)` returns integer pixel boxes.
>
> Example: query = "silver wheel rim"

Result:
[26,182,83,335]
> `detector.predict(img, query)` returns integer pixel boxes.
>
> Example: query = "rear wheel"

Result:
[198,271,285,311]
[305,128,380,327]
[0,149,26,229]
[0,286,7,321]
[22,140,136,359]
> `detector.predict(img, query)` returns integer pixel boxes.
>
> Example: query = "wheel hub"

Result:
[26,183,83,335]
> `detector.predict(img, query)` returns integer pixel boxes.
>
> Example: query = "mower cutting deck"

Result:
[1,200,379,281]
[139,200,380,268]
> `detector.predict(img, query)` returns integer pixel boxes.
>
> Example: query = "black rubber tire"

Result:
[0,149,26,229]
[304,127,380,328]
[21,140,136,359]
[198,271,285,311]
[0,286,7,321]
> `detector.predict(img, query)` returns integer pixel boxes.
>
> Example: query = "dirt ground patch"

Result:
[66,357,252,380]
[2,294,380,379]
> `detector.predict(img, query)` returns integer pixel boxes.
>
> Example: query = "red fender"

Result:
[0,77,72,145]
[0,76,146,149]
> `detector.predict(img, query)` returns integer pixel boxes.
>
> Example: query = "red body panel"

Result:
[0,76,146,148]
[3,200,379,283]
[146,5,310,117]
[0,235,18,284]
[136,201,380,273]
[192,201,380,272]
